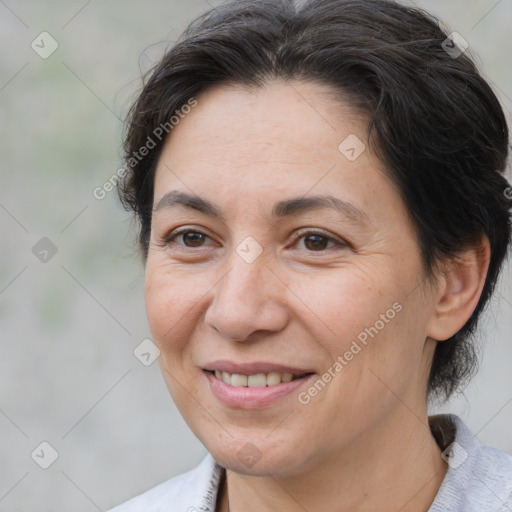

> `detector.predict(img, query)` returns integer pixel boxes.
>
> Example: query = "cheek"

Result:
[297,266,425,397]
[144,262,205,356]
[289,265,400,355]
[144,263,207,414]
[318,287,429,417]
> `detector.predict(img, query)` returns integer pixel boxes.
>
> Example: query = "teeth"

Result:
[266,372,282,386]
[231,374,248,387]
[247,374,266,387]
[212,370,303,387]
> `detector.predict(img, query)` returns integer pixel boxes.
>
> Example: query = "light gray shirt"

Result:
[106,414,512,511]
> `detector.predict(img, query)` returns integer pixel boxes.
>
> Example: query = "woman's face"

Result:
[145,80,439,476]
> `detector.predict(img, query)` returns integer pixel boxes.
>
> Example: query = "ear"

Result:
[427,234,491,341]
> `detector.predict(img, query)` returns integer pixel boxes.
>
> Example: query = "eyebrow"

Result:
[154,190,369,225]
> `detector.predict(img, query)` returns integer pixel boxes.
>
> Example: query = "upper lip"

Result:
[203,360,315,375]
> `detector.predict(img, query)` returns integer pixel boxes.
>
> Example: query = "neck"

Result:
[217,408,447,512]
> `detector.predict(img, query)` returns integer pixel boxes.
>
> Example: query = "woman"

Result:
[108,0,512,510]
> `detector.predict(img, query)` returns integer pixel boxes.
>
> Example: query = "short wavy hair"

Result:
[118,0,512,401]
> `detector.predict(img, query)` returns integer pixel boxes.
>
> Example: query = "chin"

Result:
[204,433,311,477]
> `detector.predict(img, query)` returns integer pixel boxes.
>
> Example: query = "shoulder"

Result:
[105,453,224,512]
[429,414,512,512]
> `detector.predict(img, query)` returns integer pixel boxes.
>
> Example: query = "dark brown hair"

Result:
[118,0,511,401]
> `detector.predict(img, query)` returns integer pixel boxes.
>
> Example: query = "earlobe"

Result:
[427,235,490,341]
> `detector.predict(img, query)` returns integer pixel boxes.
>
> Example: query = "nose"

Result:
[204,254,289,342]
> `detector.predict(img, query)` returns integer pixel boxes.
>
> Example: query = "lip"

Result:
[203,360,314,375]
[203,369,316,409]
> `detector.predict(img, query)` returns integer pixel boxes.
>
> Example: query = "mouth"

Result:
[205,369,314,387]
[202,363,316,409]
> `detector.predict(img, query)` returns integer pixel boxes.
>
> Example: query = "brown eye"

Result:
[303,234,330,251]
[181,231,207,247]
[293,230,346,252]
[166,229,212,248]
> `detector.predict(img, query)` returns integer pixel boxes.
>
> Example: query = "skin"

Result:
[144,80,490,512]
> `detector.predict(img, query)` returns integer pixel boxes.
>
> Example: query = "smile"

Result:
[203,366,315,409]
[210,370,309,387]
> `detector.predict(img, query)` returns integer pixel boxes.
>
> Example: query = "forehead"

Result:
[153,80,400,222]
[159,79,363,161]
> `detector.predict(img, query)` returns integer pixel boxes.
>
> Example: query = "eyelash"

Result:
[163,228,347,253]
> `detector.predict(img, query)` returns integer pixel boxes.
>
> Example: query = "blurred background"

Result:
[0,0,511,510]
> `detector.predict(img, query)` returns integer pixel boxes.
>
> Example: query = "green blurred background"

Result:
[1,0,511,510]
